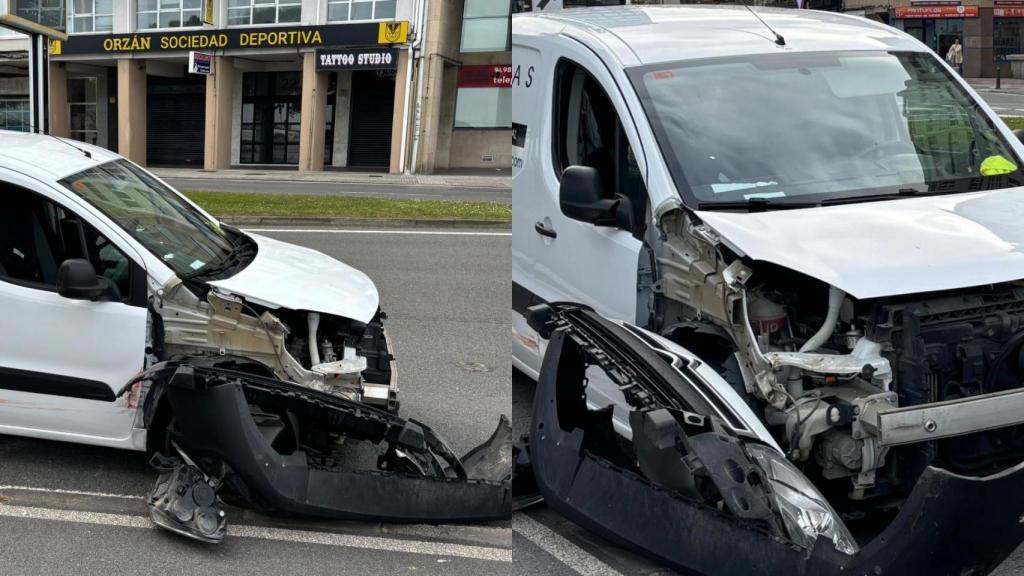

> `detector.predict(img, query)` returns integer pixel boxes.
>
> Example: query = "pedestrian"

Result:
[947,38,964,75]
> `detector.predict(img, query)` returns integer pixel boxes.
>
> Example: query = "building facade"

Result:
[0,0,511,173]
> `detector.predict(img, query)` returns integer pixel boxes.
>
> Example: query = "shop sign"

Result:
[996,0,1024,4]
[188,51,213,75]
[316,48,397,71]
[995,6,1024,15]
[895,5,978,17]
[910,1,961,5]
[458,65,513,88]
[55,20,409,56]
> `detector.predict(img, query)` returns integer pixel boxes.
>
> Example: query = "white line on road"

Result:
[245,228,511,236]
[513,512,624,576]
[0,504,512,563]
[0,485,139,500]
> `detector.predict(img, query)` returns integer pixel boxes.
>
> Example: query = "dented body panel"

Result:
[207,233,380,324]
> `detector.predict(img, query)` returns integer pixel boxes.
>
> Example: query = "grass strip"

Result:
[182,190,511,221]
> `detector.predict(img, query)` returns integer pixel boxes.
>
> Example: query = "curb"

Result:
[220,216,512,229]
[158,172,512,190]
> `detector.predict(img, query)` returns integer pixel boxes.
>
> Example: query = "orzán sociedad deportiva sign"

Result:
[50,20,408,56]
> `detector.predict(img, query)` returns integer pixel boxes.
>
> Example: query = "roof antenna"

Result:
[27,123,92,159]
[742,1,786,46]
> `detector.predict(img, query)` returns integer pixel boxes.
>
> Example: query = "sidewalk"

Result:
[967,77,1024,93]
[149,167,512,190]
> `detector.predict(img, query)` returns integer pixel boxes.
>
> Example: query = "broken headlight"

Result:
[746,443,858,556]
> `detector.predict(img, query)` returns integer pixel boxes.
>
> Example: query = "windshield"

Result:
[629,50,1024,208]
[59,160,235,276]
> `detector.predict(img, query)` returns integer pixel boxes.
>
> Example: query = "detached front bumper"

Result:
[148,362,510,527]
[521,303,1024,576]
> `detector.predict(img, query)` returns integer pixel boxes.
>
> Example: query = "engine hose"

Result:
[982,328,1024,393]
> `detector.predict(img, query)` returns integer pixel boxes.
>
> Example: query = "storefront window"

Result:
[461,0,510,52]
[68,77,98,145]
[995,19,1024,62]
[240,71,336,165]
[327,0,396,21]
[0,99,29,131]
[137,0,203,29]
[454,87,511,128]
[227,0,301,25]
[0,76,29,132]
[69,0,112,33]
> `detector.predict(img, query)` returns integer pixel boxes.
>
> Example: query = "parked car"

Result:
[0,132,510,540]
[512,5,1024,574]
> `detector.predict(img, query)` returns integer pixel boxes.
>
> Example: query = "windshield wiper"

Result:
[696,198,819,212]
[180,236,247,280]
[821,186,966,206]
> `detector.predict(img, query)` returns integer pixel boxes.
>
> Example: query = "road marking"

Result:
[0,485,139,500]
[0,504,512,563]
[513,512,625,576]
[245,228,511,236]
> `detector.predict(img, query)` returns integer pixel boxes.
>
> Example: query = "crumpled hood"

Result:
[208,233,379,323]
[696,187,1024,299]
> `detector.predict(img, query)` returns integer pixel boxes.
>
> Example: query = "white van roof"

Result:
[0,130,120,182]
[514,5,924,68]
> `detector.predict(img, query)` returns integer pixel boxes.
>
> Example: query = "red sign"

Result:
[896,5,978,17]
[996,6,1024,16]
[458,65,512,88]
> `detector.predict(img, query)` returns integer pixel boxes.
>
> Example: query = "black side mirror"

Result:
[559,166,632,230]
[57,259,120,302]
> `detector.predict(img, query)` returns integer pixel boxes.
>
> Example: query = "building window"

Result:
[68,77,98,145]
[454,87,511,129]
[327,0,396,21]
[995,19,1024,62]
[227,0,302,26]
[0,76,29,132]
[69,0,113,33]
[461,0,510,53]
[240,71,335,165]
[13,0,65,31]
[137,0,203,29]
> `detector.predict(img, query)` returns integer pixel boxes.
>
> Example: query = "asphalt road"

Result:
[163,178,512,204]
[0,226,511,576]
[979,87,1024,117]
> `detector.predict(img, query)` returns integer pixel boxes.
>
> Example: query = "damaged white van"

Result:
[512,5,1024,575]
[0,132,510,539]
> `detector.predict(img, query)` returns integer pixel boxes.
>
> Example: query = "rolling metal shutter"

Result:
[348,70,395,168]
[146,75,206,166]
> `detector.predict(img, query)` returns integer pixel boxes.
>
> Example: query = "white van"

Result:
[0,132,511,535]
[0,131,398,450]
[512,5,1024,572]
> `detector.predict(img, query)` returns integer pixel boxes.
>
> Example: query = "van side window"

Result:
[0,183,133,300]
[554,60,647,236]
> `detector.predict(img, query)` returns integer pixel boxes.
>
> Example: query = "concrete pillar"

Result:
[117,59,147,165]
[389,49,410,174]
[416,55,444,174]
[204,56,234,170]
[298,51,328,172]
[48,61,69,138]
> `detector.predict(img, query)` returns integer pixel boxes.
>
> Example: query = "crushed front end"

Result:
[136,360,510,542]
[515,303,1024,576]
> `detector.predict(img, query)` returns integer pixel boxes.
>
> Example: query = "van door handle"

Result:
[535,221,557,239]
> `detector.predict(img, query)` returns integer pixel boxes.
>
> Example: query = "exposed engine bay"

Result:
[650,210,1024,527]
[147,238,397,412]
